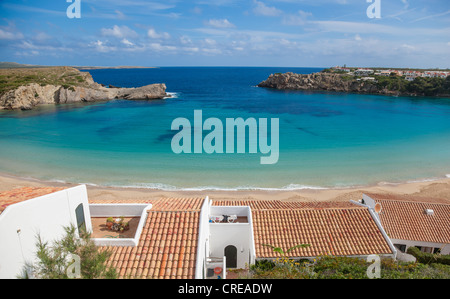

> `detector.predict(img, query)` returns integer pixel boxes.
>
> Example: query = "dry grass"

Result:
[0,66,93,94]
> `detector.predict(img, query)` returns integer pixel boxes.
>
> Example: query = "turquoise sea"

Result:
[1,67,450,190]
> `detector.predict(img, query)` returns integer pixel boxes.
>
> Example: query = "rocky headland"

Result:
[0,66,168,110]
[258,71,450,97]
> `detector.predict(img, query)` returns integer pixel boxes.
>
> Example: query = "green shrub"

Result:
[18,225,117,279]
[407,247,450,265]
[249,255,450,279]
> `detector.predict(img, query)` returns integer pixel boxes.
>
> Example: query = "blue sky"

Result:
[0,0,449,68]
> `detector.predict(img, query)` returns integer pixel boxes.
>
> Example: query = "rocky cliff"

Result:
[257,72,395,95]
[0,67,168,110]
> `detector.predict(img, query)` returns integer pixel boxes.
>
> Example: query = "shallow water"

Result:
[1,67,449,190]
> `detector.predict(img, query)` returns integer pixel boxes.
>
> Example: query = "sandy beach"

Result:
[1,172,449,203]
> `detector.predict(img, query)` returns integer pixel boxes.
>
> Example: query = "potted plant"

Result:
[106,217,114,230]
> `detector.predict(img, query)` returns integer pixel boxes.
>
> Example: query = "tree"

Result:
[18,226,117,279]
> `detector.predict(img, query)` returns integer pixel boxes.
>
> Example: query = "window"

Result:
[394,244,406,253]
[75,203,86,233]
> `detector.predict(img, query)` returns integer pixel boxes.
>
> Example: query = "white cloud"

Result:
[121,39,135,47]
[115,10,126,20]
[0,28,24,40]
[148,43,176,52]
[411,9,450,23]
[0,22,24,40]
[90,40,117,53]
[147,28,171,39]
[253,1,282,17]
[101,25,138,39]
[179,35,192,45]
[311,20,450,37]
[203,38,217,46]
[401,44,415,51]
[206,19,235,28]
[283,10,312,26]
[401,0,409,9]
[202,48,222,55]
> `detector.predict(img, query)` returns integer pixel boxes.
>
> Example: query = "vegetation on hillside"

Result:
[374,75,450,96]
[322,68,450,97]
[0,67,92,95]
[245,248,450,279]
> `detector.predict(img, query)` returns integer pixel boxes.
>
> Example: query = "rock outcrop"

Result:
[0,67,168,110]
[258,72,394,95]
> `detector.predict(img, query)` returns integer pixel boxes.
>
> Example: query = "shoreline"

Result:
[1,172,449,203]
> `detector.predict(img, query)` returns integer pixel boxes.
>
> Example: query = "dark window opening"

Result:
[225,245,237,268]
[75,203,86,233]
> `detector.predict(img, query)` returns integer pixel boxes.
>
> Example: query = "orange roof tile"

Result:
[252,208,392,258]
[100,197,203,279]
[365,194,450,244]
[0,187,66,215]
[365,192,450,205]
[213,200,392,258]
[213,200,359,210]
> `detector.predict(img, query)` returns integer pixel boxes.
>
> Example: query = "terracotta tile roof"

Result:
[99,197,203,279]
[213,200,393,258]
[253,208,392,258]
[364,192,450,205]
[365,194,450,244]
[0,187,66,215]
[149,197,204,212]
[89,197,204,211]
[213,200,359,210]
[89,199,153,204]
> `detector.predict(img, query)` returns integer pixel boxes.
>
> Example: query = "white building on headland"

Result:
[354,68,374,76]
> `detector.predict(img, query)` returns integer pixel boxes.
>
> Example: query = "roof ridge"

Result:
[376,198,450,206]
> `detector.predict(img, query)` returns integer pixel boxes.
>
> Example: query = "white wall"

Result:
[0,185,90,279]
[208,206,255,269]
[392,239,450,255]
[195,197,210,279]
[209,223,253,269]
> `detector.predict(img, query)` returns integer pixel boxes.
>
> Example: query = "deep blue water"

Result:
[1,67,450,190]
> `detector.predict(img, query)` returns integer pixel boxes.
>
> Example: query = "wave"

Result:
[3,171,450,192]
[165,92,179,99]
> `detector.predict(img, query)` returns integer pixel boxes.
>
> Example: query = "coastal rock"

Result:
[258,72,397,96]
[115,84,168,100]
[0,83,60,110]
[1,82,168,110]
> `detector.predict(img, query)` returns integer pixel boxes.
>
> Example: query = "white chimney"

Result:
[425,209,434,216]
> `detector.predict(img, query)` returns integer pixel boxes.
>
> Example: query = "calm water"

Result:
[1,67,450,190]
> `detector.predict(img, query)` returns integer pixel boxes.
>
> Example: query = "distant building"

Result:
[377,70,392,76]
[354,68,374,76]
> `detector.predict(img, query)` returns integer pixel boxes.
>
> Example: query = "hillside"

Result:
[258,71,450,97]
[0,66,168,110]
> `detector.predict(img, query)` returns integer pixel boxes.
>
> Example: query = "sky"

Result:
[0,0,449,68]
